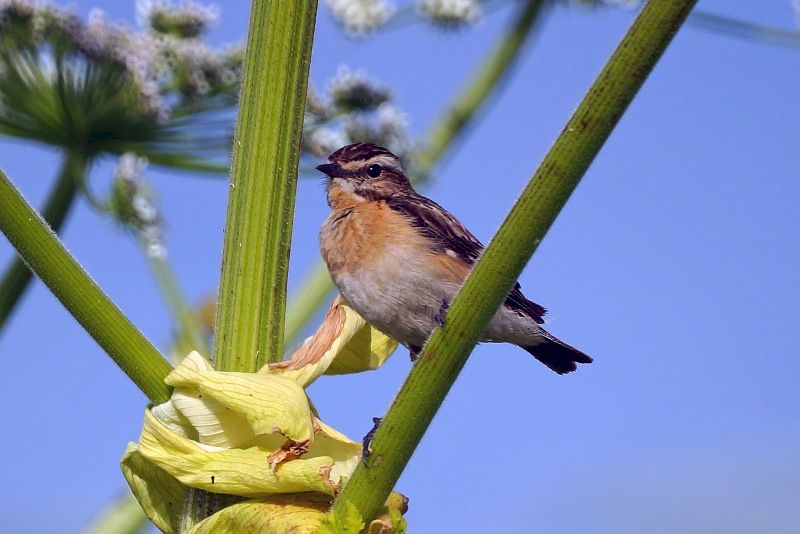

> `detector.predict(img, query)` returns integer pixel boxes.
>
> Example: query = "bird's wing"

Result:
[387,193,546,324]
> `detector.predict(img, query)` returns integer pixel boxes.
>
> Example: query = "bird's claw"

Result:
[409,345,421,363]
[361,417,383,465]
[435,299,449,326]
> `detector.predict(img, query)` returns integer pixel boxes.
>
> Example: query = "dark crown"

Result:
[328,143,396,163]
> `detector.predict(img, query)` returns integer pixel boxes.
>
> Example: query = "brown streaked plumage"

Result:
[317,143,592,374]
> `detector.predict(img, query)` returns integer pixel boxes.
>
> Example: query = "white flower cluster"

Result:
[113,153,167,259]
[326,0,396,34]
[137,0,218,38]
[417,0,481,28]
[0,0,241,124]
[303,68,413,166]
[328,66,392,111]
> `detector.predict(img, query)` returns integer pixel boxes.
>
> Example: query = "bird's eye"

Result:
[367,164,382,178]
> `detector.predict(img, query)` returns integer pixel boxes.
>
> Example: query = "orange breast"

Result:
[321,200,425,276]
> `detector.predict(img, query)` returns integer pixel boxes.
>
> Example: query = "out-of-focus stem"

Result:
[84,491,148,534]
[145,248,210,359]
[412,0,545,176]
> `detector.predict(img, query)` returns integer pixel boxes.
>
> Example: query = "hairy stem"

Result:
[0,151,83,335]
[181,1,318,529]
[211,0,318,372]
[331,0,698,521]
[283,0,545,344]
[0,167,173,403]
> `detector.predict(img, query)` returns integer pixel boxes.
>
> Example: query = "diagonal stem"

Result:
[0,150,83,335]
[0,166,173,403]
[331,0,698,521]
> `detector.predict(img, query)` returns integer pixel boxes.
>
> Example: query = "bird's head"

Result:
[316,143,412,207]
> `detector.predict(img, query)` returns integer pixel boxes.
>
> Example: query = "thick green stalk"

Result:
[181,2,318,529]
[0,151,83,334]
[0,168,173,403]
[332,0,697,521]
[283,0,544,344]
[211,0,318,371]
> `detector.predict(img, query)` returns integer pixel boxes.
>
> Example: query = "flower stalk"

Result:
[331,0,698,521]
[0,150,85,334]
[0,166,173,404]
[211,0,319,372]
[180,1,319,528]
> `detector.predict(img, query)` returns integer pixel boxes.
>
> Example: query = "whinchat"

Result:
[317,143,592,374]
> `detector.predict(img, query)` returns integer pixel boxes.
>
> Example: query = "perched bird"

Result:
[317,143,592,374]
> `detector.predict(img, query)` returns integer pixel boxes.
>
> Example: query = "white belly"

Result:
[332,250,460,349]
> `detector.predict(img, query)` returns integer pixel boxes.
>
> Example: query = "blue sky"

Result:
[1,1,799,532]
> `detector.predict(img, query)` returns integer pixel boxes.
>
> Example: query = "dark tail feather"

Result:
[523,334,593,375]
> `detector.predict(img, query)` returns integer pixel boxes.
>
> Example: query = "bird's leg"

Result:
[361,416,383,465]
[409,344,422,363]
[435,299,450,326]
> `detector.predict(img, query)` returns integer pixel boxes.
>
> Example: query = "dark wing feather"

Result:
[387,193,546,324]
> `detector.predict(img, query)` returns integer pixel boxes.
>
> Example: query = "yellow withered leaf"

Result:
[166,351,314,447]
[121,443,185,534]
[270,296,398,386]
[137,409,345,497]
[185,493,331,534]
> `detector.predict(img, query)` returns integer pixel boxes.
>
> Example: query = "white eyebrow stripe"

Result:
[366,155,402,173]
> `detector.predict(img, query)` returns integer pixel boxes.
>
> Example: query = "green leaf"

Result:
[317,501,365,534]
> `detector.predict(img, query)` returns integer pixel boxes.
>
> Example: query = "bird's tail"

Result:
[523,332,593,375]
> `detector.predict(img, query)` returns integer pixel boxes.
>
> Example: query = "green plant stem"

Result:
[331,0,697,521]
[0,151,83,335]
[413,0,545,175]
[84,491,148,534]
[181,2,318,530]
[283,0,545,344]
[687,9,800,49]
[283,265,332,345]
[0,167,173,403]
[211,0,318,372]
[144,246,210,359]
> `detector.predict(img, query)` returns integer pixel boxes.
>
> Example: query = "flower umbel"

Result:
[326,0,397,34]
[417,0,482,28]
[0,0,238,166]
[303,67,414,172]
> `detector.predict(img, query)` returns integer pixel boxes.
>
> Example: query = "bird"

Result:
[316,143,592,374]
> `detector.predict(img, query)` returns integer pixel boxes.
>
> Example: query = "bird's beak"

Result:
[316,162,344,178]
